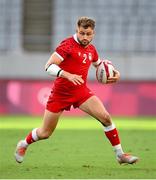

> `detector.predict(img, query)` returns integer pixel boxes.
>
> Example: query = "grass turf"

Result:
[0,116,156,179]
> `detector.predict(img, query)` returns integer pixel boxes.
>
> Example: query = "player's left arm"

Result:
[91,46,101,67]
[92,52,120,84]
[93,59,120,83]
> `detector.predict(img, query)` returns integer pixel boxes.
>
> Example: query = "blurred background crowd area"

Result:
[0,0,156,116]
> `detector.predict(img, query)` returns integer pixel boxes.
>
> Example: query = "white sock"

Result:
[23,128,39,147]
[114,144,124,156]
[104,123,116,132]
[32,128,39,141]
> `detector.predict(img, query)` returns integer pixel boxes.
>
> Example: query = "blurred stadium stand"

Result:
[0,0,156,80]
[0,0,156,116]
[53,0,156,54]
[23,0,52,51]
[0,0,22,51]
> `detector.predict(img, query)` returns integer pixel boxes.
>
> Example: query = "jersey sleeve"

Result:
[92,47,101,66]
[55,39,72,60]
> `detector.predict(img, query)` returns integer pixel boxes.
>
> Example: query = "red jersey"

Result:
[53,34,99,92]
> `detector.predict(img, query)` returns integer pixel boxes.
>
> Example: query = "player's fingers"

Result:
[113,69,120,79]
[107,76,118,81]
[76,75,84,84]
[72,81,79,85]
[73,79,81,85]
[69,74,84,85]
[107,70,120,84]
[108,76,118,79]
[107,76,118,83]
[71,76,84,85]
[76,78,84,85]
[106,80,116,84]
[78,78,84,84]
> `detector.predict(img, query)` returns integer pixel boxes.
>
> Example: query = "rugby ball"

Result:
[96,60,114,84]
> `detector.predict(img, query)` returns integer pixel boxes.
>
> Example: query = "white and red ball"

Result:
[96,60,115,84]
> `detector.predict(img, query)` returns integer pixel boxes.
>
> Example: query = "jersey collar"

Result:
[73,34,80,44]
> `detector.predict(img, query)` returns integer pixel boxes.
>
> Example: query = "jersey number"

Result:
[82,54,87,64]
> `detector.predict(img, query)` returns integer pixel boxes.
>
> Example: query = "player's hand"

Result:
[61,71,84,85]
[106,69,120,84]
[68,74,84,85]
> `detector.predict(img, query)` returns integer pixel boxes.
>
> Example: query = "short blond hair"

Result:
[77,17,95,29]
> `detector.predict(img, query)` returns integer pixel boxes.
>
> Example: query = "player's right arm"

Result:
[45,52,84,85]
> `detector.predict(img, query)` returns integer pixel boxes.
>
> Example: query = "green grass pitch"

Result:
[0,115,156,179]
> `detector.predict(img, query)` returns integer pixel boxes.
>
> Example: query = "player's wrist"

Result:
[60,71,71,79]
[57,69,63,77]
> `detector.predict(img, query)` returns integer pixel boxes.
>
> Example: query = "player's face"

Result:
[76,26,95,47]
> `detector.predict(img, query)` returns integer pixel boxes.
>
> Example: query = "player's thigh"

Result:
[38,109,62,136]
[79,95,111,125]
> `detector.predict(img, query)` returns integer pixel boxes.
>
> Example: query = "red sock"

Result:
[25,132,35,144]
[105,128,120,146]
[25,128,39,145]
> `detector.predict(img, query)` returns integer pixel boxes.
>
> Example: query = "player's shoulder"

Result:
[60,36,75,45]
[88,43,97,52]
[89,43,96,49]
[56,36,75,53]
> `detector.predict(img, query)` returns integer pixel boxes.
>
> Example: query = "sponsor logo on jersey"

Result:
[88,53,92,61]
